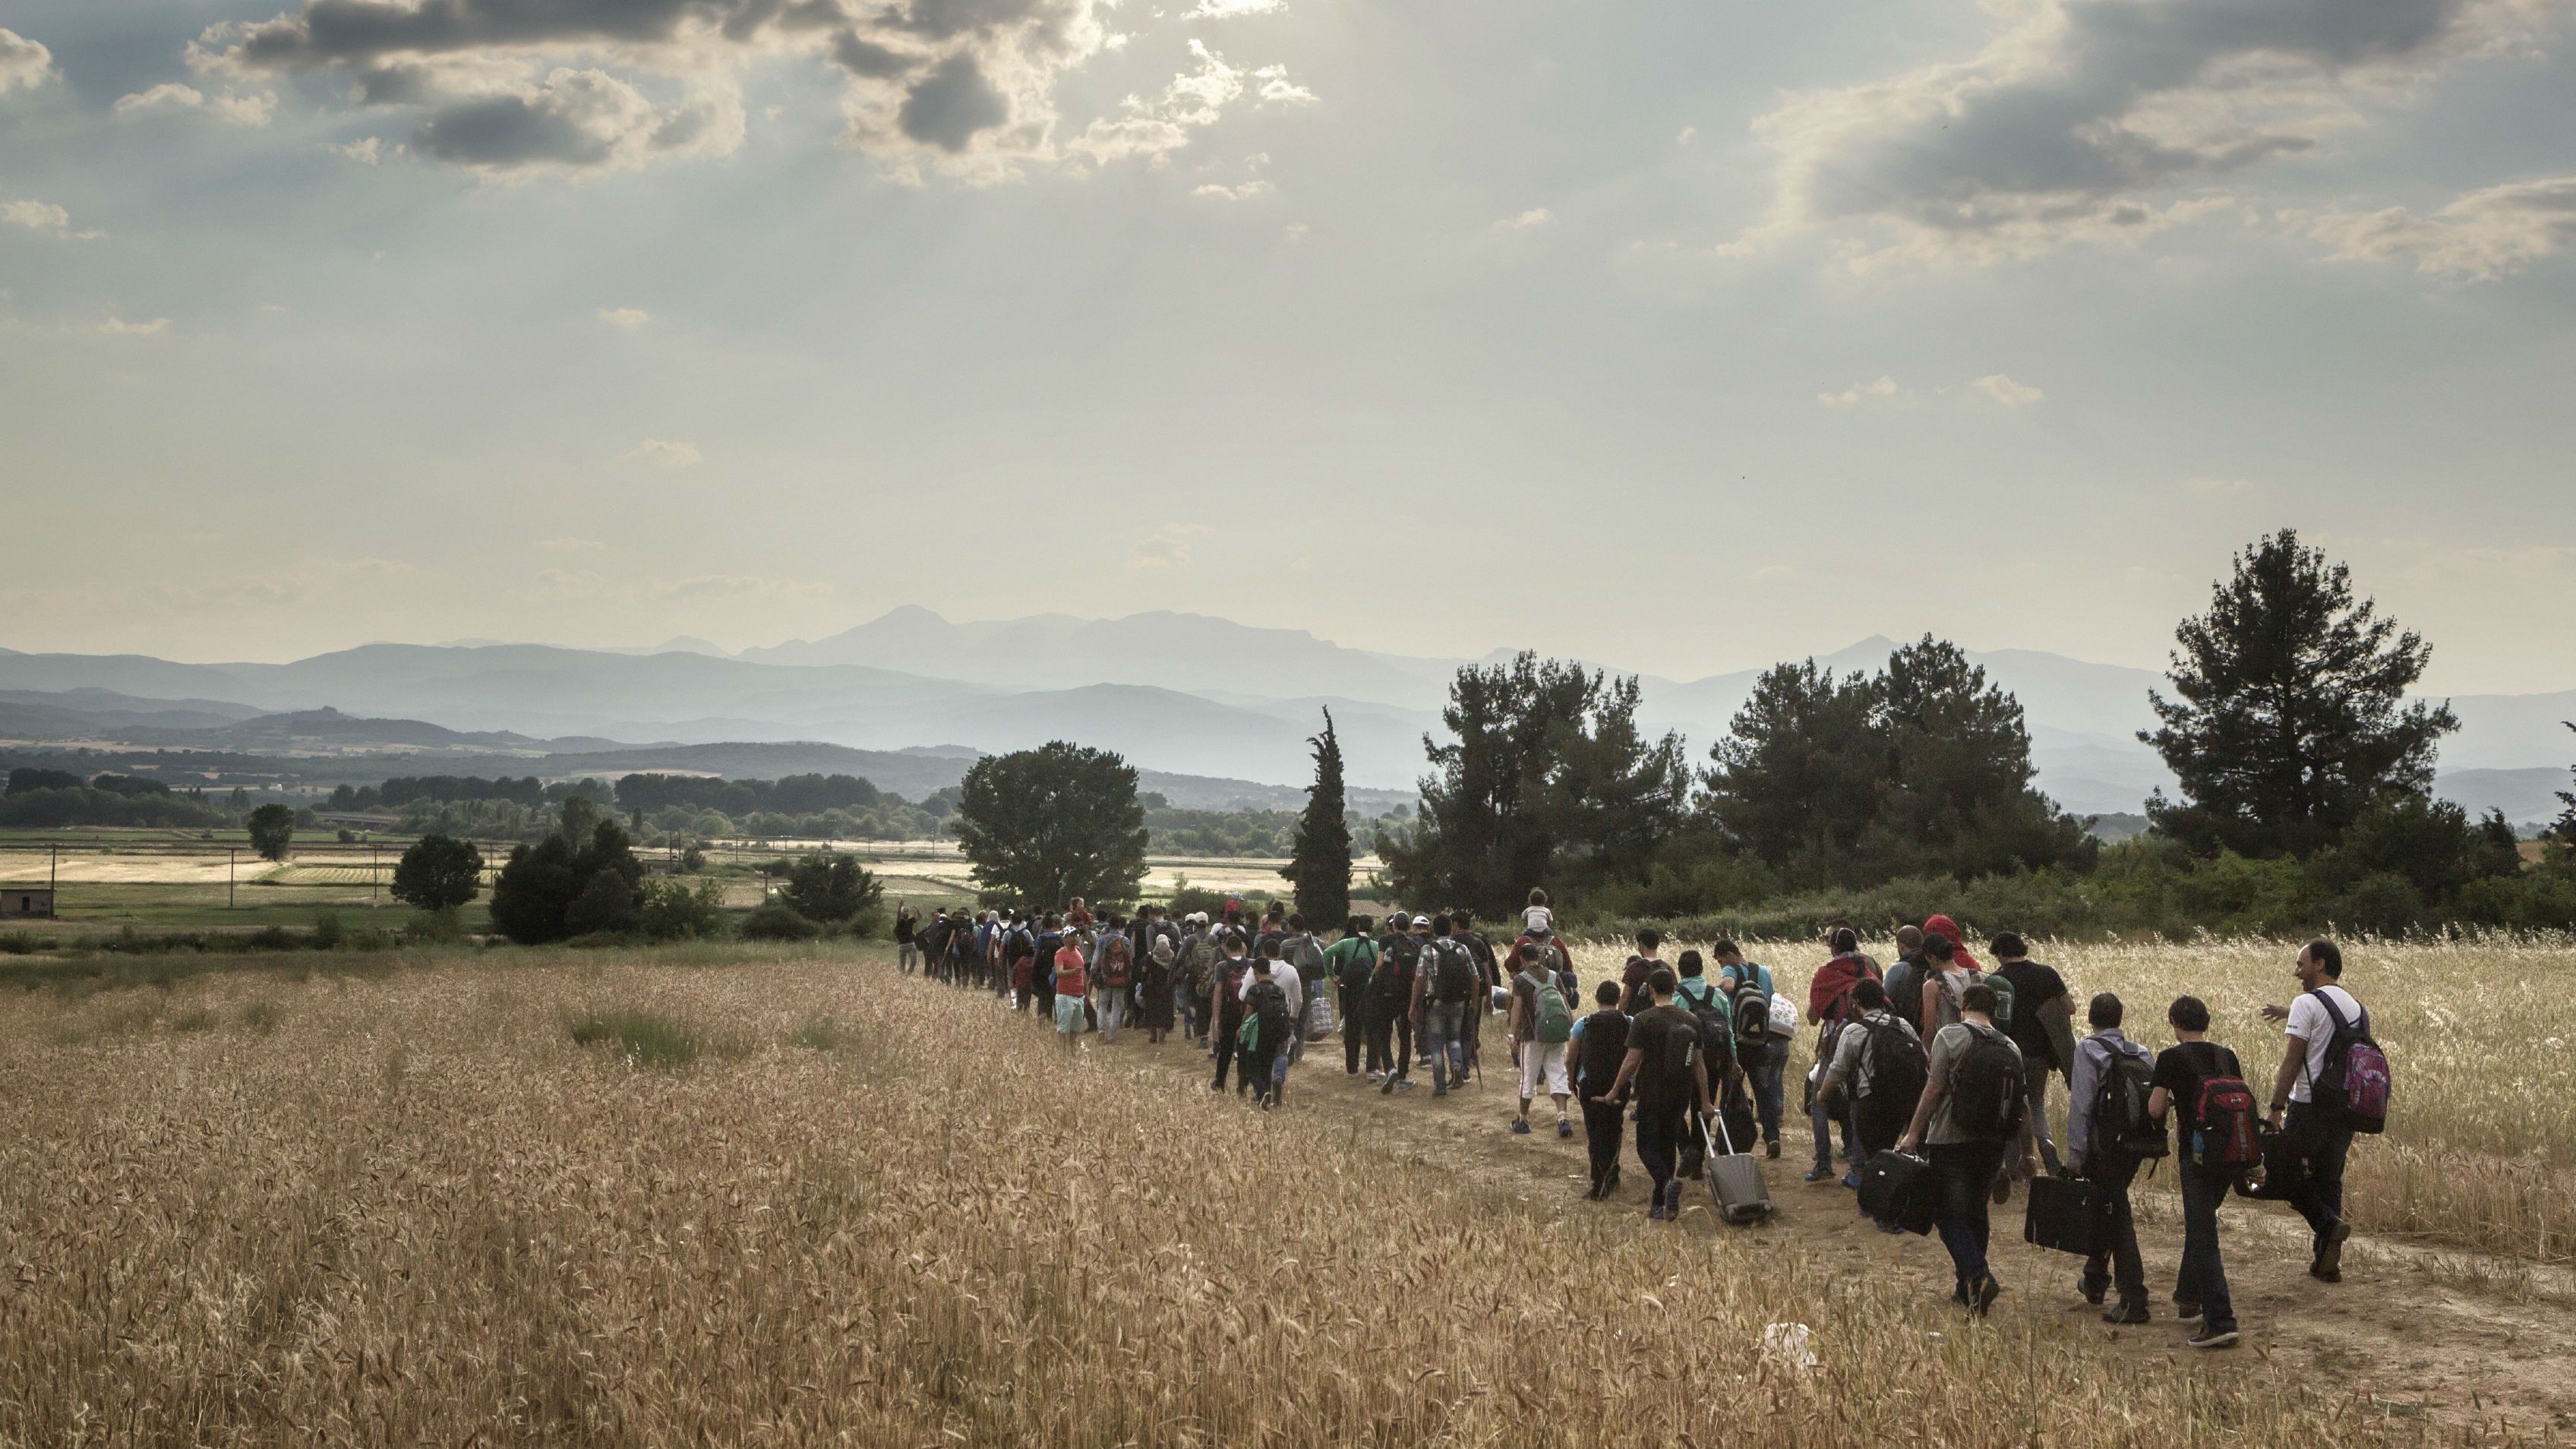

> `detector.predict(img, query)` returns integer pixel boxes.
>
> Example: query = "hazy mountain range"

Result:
[3,609,2569,825]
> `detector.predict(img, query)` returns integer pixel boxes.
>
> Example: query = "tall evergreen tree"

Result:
[1862,636,2090,880]
[1382,654,1687,915]
[1281,709,1353,927]
[952,741,1149,908]
[1701,660,1880,876]
[2145,529,2458,857]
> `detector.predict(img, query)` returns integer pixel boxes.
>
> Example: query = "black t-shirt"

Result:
[1994,959,2067,1066]
[2152,1040,2243,1124]
[1576,1009,1630,1094]
[1631,1003,1703,1108]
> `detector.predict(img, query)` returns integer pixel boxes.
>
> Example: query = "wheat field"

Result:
[0,940,2562,1447]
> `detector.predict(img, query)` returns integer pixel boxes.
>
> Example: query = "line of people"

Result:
[898,897,2385,1350]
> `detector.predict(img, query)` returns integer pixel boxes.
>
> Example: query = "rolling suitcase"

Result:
[2022,1173,2097,1255]
[1856,1150,1937,1236]
[1703,1109,1775,1225]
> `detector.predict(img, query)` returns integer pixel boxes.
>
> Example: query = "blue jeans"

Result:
[2178,1164,2237,1328]
[1096,990,1126,1043]
[1422,1003,1466,1091]
[1930,1141,2006,1292]
[1810,1080,1855,1173]
[1750,1037,1788,1142]
[2284,1100,2354,1256]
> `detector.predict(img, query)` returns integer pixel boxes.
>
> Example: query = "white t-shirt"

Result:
[1241,963,1302,1018]
[1523,904,1554,936]
[2284,984,2363,1105]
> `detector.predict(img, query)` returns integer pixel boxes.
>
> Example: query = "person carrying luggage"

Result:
[1805,927,1881,1183]
[1991,932,2076,1185]
[1896,983,2029,1316]
[2150,994,2249,1348]
[1714,940,1787,1159]
[2066,993,2159,1324]
[1817,977,1924,1222]
[1593,968,1715,1223]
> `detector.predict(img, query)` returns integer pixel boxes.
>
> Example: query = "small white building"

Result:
[2,886,55,920]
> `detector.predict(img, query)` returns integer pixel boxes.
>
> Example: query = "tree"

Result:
[1280,709,1353,927]
[2555,722,2576,843]
[1381,654,1688,916]
[1701,660,1880,876]
[2145,530,2458,857]
[489,816,646,944]
[952,742,1150,909]
[390,834,485,911]
[782,849,886,929]
[246,803,297,862]
[1861,637,2091,881]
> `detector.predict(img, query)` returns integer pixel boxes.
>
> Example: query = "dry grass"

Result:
[0,945,2508,1448]
[1565,934,2576,1263]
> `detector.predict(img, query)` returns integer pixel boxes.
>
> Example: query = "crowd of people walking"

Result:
[892,896,2388,1351]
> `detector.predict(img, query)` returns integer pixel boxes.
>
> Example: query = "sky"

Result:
[2,0,2573,693]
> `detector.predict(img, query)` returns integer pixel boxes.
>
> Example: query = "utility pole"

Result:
[371,841,379,907]
[229,848,236,911]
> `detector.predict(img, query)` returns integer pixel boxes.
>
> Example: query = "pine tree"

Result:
[1282,709,1353,927]
[2145,529,2458,857]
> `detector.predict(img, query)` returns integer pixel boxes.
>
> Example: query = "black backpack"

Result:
[1247,980,1293,1042]
[1431,938,1478,1005]
[1644,1012,1703,1102]
[2091,1040,2169,1161]
[1886,960,1927,1029]
[1946,1024,2025,1141]
[1577,1009,1630,1094]
[1375,936,1419,1005]
[1337,940,1376,997]
[1855,1015,1929,1144]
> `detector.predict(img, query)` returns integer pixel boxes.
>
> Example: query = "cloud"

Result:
[2186,475,2256,495]
[1127,522,1212,571]
[1737,0,2551,269]
[626,438,703,468]
[1193,179,1272,200]
[0,27,57,96]
[2,199,103,241]
[194,0,1307,183]
[87,317,172,337]
[328,136,392,163]
[1065,40,1308,170]
[147,576,303,610]
[1818,376,1904,407]
[2295,174,2576,280]
[1495,207,1552,231]
[598,306,653,330]
[1974,373,2044,407]
[1192,0,1286,15]
[113,82,277,127]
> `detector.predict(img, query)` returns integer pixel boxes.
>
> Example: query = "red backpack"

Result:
[2189,1076,2264,1171]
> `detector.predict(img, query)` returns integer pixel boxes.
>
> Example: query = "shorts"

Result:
[1055,996,1087,1034]
[1519,1039,1571,1099]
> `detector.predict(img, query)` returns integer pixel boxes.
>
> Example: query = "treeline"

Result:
[1,768,235,829]
[1144,802,1393,859]
[1382,531,2576,938]
[328,775,595,810]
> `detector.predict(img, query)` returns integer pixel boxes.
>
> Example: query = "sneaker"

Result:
[1842,1170,1861,1190]
[1804,1167,1838,1184]
[2174,1301,2203,1323]
[1558,1118,1574,1139]
[2104,1300,2150,1326]
[2187,1324,2241,1350]
[1649,1202,1668,1221]
[1395,1078,1417,1093]
[1511,1118,1530,1135]
[1380,1076,1396,1096]
[1970,1275,2003,1318]
[1661,1179,1684,1218]
[1766,1140,1781,1160]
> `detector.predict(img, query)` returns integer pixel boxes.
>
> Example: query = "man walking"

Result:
[1374,915,1419,1093]
[1508,939,1575,1138]
[1572,981,1630,1199]
[2066,993,2155,1324]
[1324,915,1378,1076]
[1992,932,2076,1182]
[1715,940,1787,1159]
[1897,983,2028,1315]
[1596,968,1715,1222]
[2151,994,2245,1347]
[1414,915,1475,1097]
[2262,939,2365,1283]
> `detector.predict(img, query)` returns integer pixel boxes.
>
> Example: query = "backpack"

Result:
[1179,936,1217,993]
[1723,963,1776,1046]
[1577,1010,1630,1094]
[2308,990,2391,1134]
[1374,937,1419,1005]
[1246,980,1292,1043]
[1526,971,1574,1044]
[1678,981,1734,1069]
[2189,1075,2264,1172]
[1337,940,1377,997]
[2088,1039,2167,1161]
[1643,1011,1703,1102]
[1430,938,1477,1005]
[1854,1015,1928,1144]
[1983,970,2016,1030]
[1100,943,1132,990]
[1946,1024,2025,1141]
[1286,932,1327,977]
[1885,961,1927,1029]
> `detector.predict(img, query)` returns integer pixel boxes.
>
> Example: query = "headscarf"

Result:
[1148,937,1176,965]
[1922,914,1981,974]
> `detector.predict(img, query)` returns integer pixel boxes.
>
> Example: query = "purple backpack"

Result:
[2309,990,2390,1135]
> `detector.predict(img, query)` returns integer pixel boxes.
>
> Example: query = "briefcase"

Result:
[1857,1151,1937,1236]
[2022,1174,2097,1255]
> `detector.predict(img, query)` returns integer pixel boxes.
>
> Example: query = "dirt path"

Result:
[1046,1006,2576,1438]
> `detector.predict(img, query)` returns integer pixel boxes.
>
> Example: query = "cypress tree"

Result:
[1283,709,1353,927]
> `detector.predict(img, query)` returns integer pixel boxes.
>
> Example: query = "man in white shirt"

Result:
[2262,938,2361,1283]
[1242,940,1302,1021]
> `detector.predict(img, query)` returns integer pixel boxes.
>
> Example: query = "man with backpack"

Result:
[1413,914,1477,1097]
[1242,955,1297,1109]
[1714,941,1787,1160]
[1324,915,1378,1076]
[1003,913,1037,1011]
[1593,968,1714,1222]
[1508,939,1577,1138]
[1817,977,1923,1217]
[1452,909,1498,1085]
[1373,915,1419,1094]
[1807,927,1882,1185]
[1572,981,1630,1200]
[2150,993,2249,1348]
[1210,934,1253,1094]
[2262,938,2379,1283]
[1618,927,1667,1014]
[1992,932,2076,1184]
[1897,983,2028,1315]
[2066,993,2159,1324]
[1280,914,1329,1060]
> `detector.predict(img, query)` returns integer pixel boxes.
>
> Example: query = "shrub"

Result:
[566,1009,701,1069]
[788,1015,854,1052]
[640,878,727,941]
[311,911,344,950]
[739,899,820,942]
